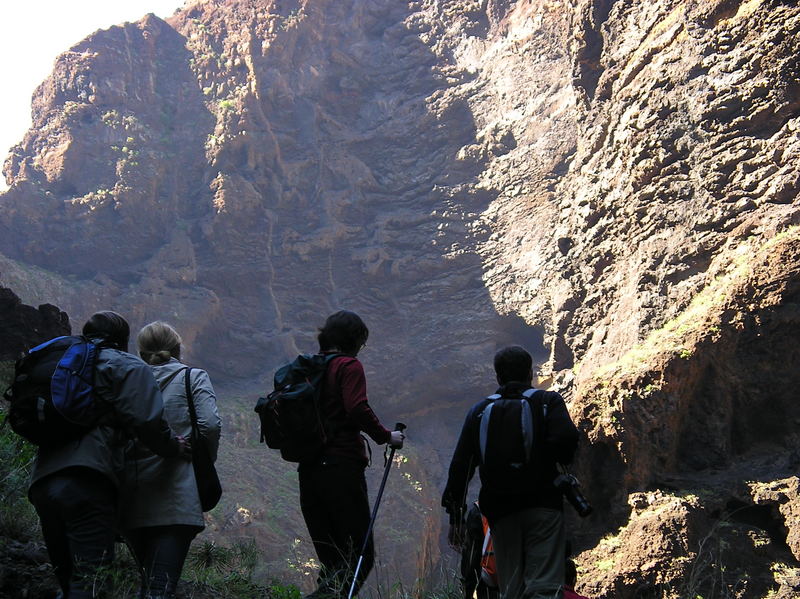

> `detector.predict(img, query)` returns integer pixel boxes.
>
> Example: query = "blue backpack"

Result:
[3,336,102,447]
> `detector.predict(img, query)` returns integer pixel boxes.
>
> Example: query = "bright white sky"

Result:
[0,0,186,191]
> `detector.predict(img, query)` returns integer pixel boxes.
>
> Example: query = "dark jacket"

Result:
[441,382,579,525]
[30,347,181,491]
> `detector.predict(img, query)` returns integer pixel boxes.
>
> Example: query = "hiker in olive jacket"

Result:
[121,321,221,599]
[28,311,190,599]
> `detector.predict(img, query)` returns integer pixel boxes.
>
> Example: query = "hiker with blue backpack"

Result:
[256,310,405,599]
[14,311,192,599]
[442,345,580,599]
[120,321,222,599]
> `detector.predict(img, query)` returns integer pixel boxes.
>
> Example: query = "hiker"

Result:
[120,321,222,599]
[442,345,579,599]
[27,311,191,599]
[298,310,405,599]
[461,502,500,599]
[562,559,590,599]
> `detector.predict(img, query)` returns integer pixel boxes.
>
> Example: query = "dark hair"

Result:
[565,558,577,587]
[82,311,130,351]
[494,345,533,385]
[317,310,369,355]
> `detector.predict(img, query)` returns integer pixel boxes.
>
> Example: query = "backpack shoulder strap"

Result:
[478,395,500,463]
[322,352,343,364]
[522,388,549,417]
[519,395,534,461]
[320,352,344,386]
[522,388,554,461]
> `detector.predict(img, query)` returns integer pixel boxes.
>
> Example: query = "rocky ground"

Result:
[0,538,58,598]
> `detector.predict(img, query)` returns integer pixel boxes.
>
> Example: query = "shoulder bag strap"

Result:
[184,368,200,443]
[159,366,188,392]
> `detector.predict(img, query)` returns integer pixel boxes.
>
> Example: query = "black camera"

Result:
[554,468,593,518]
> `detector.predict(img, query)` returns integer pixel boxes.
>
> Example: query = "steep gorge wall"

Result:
[1,0,799,595]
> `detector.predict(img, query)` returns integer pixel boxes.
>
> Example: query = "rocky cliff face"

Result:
[1,0,799,595]
[0,287,70,361]
[0,286,71,362]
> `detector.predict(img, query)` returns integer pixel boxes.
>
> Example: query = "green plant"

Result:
[62,101,83,118]
[0,361,14,395]
[188,540,234,574]
[218,99,236,112]
[80,545,141,598]
[0,363,39,541]
[267,580,303,599]
[596,557,616,571]
[279,9,306,30]
[101,110,121,126]
[656,517,754,599]
[183,538,275,597]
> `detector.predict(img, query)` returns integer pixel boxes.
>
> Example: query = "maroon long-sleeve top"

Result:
[320,355,391,465]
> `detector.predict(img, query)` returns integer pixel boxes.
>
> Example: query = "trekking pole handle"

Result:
[394,422,406,432]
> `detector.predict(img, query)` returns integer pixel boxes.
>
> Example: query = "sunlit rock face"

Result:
[1,0,799,594]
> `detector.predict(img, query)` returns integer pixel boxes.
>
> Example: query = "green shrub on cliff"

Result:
[0,360,14,393]
[0,361,39,540]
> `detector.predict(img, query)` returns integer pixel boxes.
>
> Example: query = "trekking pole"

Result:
[347,422,406,599]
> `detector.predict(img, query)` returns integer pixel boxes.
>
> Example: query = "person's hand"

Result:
[176,434,193,460]
[448,522,465,550]
[389,430,405,448]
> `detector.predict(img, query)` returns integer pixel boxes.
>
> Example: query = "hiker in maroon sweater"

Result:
[299,310,404,599]
[563,558,591,599]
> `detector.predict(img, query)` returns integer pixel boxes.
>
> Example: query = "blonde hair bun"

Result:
[137,321,182,365]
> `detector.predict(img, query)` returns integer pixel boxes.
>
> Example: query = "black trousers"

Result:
[125,525,200,599]
[29,467,117,599]
[299,459,373,598]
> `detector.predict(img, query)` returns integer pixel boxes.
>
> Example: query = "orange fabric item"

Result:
[479,512,498,587]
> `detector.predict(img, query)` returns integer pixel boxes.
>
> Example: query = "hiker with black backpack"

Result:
[21,311,191,599]
[257,310,404,599]
[120,321,222,599]
[442,346,579,599]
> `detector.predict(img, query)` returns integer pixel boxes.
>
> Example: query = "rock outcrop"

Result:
[1,0,798,594]
[0,286,70,360]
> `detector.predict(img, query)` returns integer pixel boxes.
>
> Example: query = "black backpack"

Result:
[2,336,102,447]
[477,388,548,490]
[254,353,340,463]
